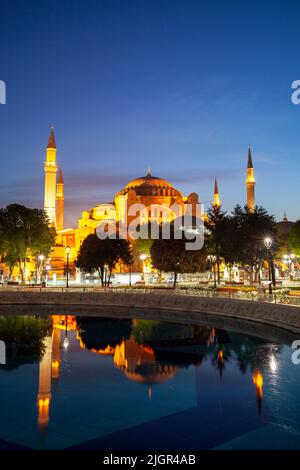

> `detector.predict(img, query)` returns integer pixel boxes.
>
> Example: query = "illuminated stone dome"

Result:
[120,172,183,198]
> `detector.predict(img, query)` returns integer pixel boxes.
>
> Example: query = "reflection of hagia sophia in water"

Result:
[36,315,267,430]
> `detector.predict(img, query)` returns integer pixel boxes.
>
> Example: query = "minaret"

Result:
[213,177,221,208]
[246,145,256,211]
[56,168,64,231]
[44,127,57,225]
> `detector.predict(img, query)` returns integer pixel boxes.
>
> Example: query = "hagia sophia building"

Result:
[44,127,257,278]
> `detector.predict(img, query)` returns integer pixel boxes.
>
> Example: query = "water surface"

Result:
[0,312,299,450]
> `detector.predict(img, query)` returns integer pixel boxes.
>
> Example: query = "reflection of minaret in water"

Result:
[253,371,263,414]
[37,335,52,430]
[51,326,61,389]
[37,323,62,430]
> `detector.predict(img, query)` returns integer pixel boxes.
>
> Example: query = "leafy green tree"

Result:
[150,228,207,289]
[0,204,55,282]
[0,315,52,369]
[76,233,133,286]
[288,220,300,257]
[229,205,277,283]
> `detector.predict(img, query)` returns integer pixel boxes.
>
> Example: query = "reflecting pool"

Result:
[0,312,300,450]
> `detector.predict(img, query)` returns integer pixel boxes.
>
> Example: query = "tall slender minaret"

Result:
[246,145,256,211]
[213,177,221,208]
[44,127,57,225]
[56,168,64,231]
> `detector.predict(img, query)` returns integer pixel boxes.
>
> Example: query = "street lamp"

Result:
[208,255,217,288]
[65,246,71,288]
[264,237,272,294]
[37,254,45,284]
[104,264,108,288]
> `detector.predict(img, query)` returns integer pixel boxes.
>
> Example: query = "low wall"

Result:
[0,290,300,334]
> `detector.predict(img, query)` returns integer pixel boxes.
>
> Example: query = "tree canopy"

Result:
[288,220,300,257]
[150,227,207,288]
[0,204,55,281]
[76,233,133,286]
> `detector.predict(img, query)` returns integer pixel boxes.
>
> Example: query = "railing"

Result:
[1,284,300,307]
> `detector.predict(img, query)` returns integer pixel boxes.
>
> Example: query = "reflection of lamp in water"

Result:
[63,315,69,350]
[269,354,277,373]
[217,349,224,379]
[253,371,263,413]
[65,245,71,288]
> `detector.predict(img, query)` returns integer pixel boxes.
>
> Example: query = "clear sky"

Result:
[1,0,300,227]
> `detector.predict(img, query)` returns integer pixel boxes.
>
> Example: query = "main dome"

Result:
[119,173,183,198]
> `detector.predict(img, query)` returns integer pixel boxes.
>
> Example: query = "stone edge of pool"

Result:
[0,291,300,334]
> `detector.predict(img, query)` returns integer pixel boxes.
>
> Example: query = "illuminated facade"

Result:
[43,128,256,275]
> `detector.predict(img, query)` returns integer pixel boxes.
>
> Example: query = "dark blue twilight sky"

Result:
[1,0,300,227]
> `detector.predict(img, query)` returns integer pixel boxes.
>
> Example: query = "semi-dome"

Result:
[119,172,183,198]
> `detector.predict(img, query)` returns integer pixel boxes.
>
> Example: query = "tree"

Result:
[76,233,133,286]
[205,205,227,284]
[288,220,300,257]
[0,204,55,282]
[150,228,207,289]
[229,205,277,283]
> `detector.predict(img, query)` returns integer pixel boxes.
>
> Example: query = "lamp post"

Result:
[208,255,217,288]
[264,237,272,294]
[37,254,45,284]
[104,264,108,288]
[129,263,132,287]
[65,246,70,288]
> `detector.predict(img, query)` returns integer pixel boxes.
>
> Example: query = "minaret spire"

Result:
[247,144,253,169]
[246,145,256,211]
[147,163,151,176]
[213,177,221,208]
[47,126,56,149]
